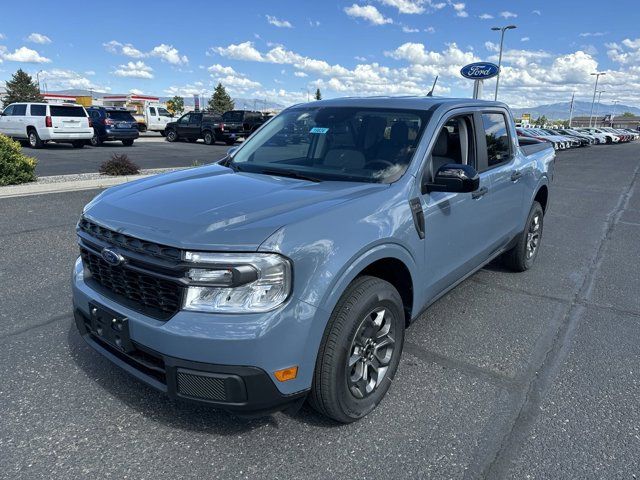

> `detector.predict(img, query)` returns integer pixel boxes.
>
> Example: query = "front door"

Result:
[0,105,15,135]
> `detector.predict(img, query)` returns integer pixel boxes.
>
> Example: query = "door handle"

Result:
[472,186,488,199]
[511,170,523,181]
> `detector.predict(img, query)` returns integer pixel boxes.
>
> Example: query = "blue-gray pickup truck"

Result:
[73,97,555,422]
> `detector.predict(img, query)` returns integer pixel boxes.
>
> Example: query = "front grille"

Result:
[177,370,228,402]
[80,247,183,319]
[78,218,181,261]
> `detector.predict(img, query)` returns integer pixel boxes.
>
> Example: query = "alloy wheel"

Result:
[29,133,37,147]
[347,307,396,399]
[526,212,541,259]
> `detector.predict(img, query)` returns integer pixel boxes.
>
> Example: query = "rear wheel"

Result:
[203,130,214,145]
[28,129,43,149]
[503,201,544,272]
[309,275,405,423]
[90,134,102,147]
[166,129,178,142]
[72,140,85,148]
[122,139,134,147]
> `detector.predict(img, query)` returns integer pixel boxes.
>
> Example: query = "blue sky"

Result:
[1,0,639,108]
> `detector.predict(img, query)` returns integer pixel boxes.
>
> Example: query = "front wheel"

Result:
[165,129,178,142]
[309,276,405,423]
[122,139,134,146]
[503,201,544,272]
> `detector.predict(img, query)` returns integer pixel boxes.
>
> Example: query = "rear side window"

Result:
[13,104,27,116]
[106,111,135,121]
[30,105,46,116]
[481,113,511,167]
[222,111,243,122]
[50,106,87,117]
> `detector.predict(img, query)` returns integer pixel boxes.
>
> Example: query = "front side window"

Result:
[157,107,170,116]
[178,114,191,124]
[482,113,511,167]
[3,105,15,116]
[13,104,27,116]
[230,106,430,183]
[30,105,46,116]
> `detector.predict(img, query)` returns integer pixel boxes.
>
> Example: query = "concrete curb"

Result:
[0,167,186,199]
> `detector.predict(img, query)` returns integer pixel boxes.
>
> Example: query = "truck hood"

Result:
[84,164,386,251]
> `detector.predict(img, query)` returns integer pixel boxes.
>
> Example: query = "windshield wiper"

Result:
[258,168,322,183]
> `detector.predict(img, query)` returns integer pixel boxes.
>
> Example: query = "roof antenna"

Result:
[426,76,438,97]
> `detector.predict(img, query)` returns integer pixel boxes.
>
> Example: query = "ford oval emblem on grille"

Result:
[101,248,125,266]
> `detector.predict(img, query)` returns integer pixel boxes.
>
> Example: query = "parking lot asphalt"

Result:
[27,134,229,177]
[1,143,639,479]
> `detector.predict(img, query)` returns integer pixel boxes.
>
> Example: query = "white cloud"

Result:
[85,70,96,76]
[402,26,420,33]
[0,33,5,40]
[149,44,188,65]
[103,40,187,64]
[129,88,144,95]
[1,46,51,63]
[27,33,51,44]
[532,9,541,15]
[344,4,393,25]
[449,2,467,17]
[500,11,518,19]
[164,84,208,97]
[113,61,154,79]
[214,41,264,62]
[294,71,308,77]
[207,64,237,76]
[479,13,493,20]
[424,26,435,33]
[309,20,321,27]
[521,37,530,42]
[579,32,606,38]
[607,38,640,65]
[355,55,368,61]
[266,15,293,28]
[39,69,107,90]
[378,0,425,14]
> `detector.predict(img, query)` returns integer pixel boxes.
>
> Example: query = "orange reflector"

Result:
[274,366,298,382]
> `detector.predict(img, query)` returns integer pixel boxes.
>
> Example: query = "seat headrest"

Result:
[390,122,409,146]
[434,128,449,156]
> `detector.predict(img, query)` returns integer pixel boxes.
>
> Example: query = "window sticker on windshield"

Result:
[310,127,329,134]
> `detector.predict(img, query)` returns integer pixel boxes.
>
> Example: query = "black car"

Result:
[217,110,267,145]
[164,111,224,145]
[86,106,139,146]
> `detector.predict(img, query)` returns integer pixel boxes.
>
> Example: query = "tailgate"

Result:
[223,122,245,133]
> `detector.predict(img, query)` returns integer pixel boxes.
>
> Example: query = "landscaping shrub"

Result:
[99,153,140,176]
[0,134,37,186]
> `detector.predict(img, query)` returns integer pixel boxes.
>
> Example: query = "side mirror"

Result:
[424,163,479,193]
[227,146,238,155]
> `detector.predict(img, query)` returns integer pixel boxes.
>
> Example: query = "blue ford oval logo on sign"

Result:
[460,62,499,80]
[101,248,125,266]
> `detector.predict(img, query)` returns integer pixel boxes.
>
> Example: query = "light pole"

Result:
[593,90,605,127]
[611,99,619,126]
[36,70,43,92]
[588,72,606,127]
[491,24,517,101]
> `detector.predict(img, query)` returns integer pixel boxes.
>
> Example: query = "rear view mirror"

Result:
[424,163,479,193]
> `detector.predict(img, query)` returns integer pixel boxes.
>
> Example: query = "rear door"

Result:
[477,111,525,247]
[11,104,28,137]
[187,113,203,138]
[49,105,90,132]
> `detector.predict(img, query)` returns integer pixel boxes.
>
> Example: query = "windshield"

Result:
[229,106,431,183]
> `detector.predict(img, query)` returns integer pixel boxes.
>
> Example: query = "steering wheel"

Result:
[367,159,395,170]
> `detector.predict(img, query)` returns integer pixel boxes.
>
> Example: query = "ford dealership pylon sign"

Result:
[460,62,500,80]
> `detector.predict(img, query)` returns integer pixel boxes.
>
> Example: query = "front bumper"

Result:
[72,257,322,412]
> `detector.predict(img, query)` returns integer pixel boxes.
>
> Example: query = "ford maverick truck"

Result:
[73,97,554,422]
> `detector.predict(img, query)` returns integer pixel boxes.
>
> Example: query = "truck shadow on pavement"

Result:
[66,322,338,433]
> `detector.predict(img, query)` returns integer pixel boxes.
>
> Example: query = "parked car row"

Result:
[517,125,638,151]
[163,110,269,145]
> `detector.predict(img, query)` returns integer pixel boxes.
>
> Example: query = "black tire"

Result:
[225,139,236,146]
[122,139,134,147]
[90,134,102,147]
[27,129,43,149]
[309,275,405,423]
[503,201,544,272]
[159,130,166,137]
[203,130,214,145]
[72,140,85,149]
[166,129,178,142]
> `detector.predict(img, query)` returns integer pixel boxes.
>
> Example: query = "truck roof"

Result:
[290,96,508,111]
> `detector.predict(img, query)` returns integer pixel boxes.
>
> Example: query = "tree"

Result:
[2,69,44,106]
[621,112,635,118]
[165,96,184,116]
[208,83,234,114]
[314,88,322,101]
[535,115,548,127]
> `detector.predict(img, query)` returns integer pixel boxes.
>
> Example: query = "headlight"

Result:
[182,252,292,313]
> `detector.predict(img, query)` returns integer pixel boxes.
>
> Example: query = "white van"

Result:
[0,102,93,148]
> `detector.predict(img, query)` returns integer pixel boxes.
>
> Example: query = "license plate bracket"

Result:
[88,302,134,353]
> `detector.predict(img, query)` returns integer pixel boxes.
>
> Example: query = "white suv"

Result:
[0,102,93,148]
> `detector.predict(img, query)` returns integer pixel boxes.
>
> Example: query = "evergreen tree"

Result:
[3,69,44,106]
[315,88,322,101]
[165,96,185,116]
[208,83,235,114]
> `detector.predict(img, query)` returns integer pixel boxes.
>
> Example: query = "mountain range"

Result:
[42,90,640,119]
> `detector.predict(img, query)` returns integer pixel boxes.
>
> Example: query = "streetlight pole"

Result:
[36,70,43,92]
[611,100,619,126]
[588,72,605,127]
[491,24,517,101]
[593,90,605,127]
[568,92,575,127]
